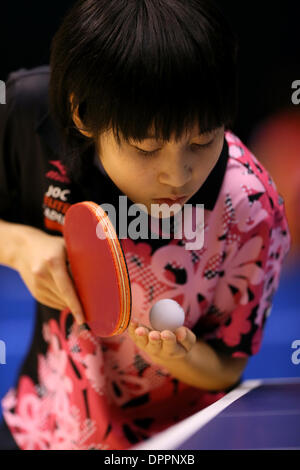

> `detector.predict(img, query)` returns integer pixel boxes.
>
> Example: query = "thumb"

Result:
[53,260,86,325]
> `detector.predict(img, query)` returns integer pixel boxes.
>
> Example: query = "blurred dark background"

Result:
[1,0,300,143]
[1,0,300,423]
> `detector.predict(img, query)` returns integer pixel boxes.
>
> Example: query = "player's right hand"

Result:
[14,226,85,325]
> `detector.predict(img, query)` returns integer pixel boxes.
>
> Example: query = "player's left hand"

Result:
[128,321,197,365]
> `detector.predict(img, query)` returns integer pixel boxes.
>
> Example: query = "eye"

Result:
[136,148,159,157]
[191,140,214,150]
[135,138,215,157]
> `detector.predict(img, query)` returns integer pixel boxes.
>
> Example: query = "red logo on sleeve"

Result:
[46,160,71,184]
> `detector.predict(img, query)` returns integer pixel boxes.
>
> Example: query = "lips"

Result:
[153,196,188,205]
[168,195,188,201]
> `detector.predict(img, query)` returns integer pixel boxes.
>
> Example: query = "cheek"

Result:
[194,151,216,175]
[194,142,223,178]
[207,138,224,168]
[128,160,154,181]
[118,160,154,193]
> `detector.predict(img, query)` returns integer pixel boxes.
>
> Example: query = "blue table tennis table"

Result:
[133,378,300,450]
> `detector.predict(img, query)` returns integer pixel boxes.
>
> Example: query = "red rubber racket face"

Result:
[63,201,131,337]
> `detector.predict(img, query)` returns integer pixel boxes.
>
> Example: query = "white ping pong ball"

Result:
[149,299,185,332]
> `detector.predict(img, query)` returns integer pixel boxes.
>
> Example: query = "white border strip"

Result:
[132,379,262,450]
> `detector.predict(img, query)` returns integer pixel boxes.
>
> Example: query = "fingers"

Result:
[38,291,68,312]
[128,322,191,360]
[51,259,85,325]
[30,268,71,312]
[147,330,163,356]
[175,326,197,352]
[128,323,163,356]
[160,330,179,356]
[128,322,150,349]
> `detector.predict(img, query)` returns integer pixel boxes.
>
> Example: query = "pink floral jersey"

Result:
[1,129,291,450]
[0,65,291,452]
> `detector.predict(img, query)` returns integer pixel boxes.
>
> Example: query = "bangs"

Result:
[50,0,238,147]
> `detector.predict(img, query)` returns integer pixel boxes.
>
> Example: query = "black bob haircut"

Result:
[49,0,239,154]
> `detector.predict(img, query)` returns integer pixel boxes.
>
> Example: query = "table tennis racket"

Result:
[63,201,132,337]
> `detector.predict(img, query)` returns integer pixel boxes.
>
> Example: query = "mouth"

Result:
[152,196,188,206]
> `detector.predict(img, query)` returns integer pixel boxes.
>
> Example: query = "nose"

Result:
[158,153,192,188]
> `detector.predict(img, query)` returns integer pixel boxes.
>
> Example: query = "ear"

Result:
[70,93,93,138]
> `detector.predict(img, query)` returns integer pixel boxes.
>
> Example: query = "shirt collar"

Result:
[36,110,228,212]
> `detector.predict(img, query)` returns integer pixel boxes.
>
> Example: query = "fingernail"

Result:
[136,328,145,336]
[177,329,186,341]
[150,333,160,341]
[162,331,173,340]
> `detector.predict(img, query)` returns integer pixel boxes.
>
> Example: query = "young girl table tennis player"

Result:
[0,0,291,450]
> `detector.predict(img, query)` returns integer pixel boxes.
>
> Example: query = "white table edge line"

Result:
[132,379,262,450]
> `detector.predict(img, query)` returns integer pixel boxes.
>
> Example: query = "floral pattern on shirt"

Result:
[2,131,291,449]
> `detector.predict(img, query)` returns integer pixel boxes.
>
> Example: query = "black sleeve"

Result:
[0,71,23,223]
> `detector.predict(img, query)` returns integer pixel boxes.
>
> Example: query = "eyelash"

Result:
[136,141,214,157]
